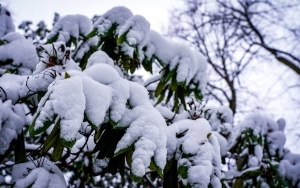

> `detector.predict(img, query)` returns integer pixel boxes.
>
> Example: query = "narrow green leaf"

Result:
[233,178,244,188]
[155,80,166,97]
[51,141,64,161]
[64,71,70,79]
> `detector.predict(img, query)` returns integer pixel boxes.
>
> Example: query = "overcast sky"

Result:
[3,0,181,33]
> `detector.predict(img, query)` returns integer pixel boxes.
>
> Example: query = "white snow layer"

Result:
[34,42,81,74]
[0,100,26,154]
[30,63,167,178]
[0,32,38,75]
[93,6,133,35]
[84,64,167,177]
[0,6,15,37]
[48,14,92,43]
[12,158,66,188]
[166,118,221,187]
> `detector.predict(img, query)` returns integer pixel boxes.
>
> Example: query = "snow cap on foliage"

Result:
[146,30,208,90]
[0,73,26,103]
[0,5,15,37]
[279,152,300,187]
[33,76,85,142]
[0,32,38,75]
[48,14,92,42]
[34,42,81,74]
[166,118,222,187]
[86,50,114,67]
[118,15,150,61]
[19,68,58,98]
[115,81,167,177]
[12,158,66,188]
[0,100,26,154]
[93,6,133,34]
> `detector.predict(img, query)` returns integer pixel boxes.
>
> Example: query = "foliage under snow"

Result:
[0,4,299,188]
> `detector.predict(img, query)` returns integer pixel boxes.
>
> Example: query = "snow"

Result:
[116,102,167,177]
[84,63,120,85]
[33,76,85,142]
[82,76,112,127]
[86,50,114,68]
[19,68,58,98]
[93,6,133,35]
[166,118,221,187]
[0,32,38,75]
[118,15,150,60]
[0,100,26,154]
[0,6,15,37]
[12,158,66,188]
[48,14,92,43]
[0,73,25,104]
[34,42,81,74]
[85,50,124,76]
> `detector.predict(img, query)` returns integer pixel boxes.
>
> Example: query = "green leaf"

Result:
[130,172,142,183]
[113,145,133,157]
[40,122,60,155]
[207,133,212,138]
[64,72,70,79]
[46,34,58,44]
[125,149,134,167]
[150,159,163,178]
[178,165,188,179]
[117,33,127,44]
[233,178,244,188]
[163,160,178,188]
[51,141,64,161]
[60,137,76,148]
[86,29,98,39]
[155,80,166,97]
[29,114,57,136]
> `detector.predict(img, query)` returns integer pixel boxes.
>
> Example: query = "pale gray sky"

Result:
[3,0,181,32]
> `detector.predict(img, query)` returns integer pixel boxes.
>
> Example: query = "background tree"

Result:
[169,0,300,151]
[0,4,300,188]
[169,0,300,120]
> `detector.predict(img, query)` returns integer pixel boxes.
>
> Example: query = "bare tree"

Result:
[169,0,300,115]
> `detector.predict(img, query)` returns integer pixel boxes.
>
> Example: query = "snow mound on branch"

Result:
[0,73,26,104]
[0,32,38,75]
[0,6,15,37]
[33,76,85,142]
[34,42,81,74]
[12,158,66,188]
[279,152,300,187]
[30,63,167,178]
[48,14,92,43]
[0,100,26,154]
[85,64,167,177]
[86,51,123,76]
[118,15,150,61]
[93,6,133,35]
[19,68,58,98]
[146,30,207,90]
[166,118,222,187]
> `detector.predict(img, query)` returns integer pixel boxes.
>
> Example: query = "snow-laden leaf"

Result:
[0,32,38,75]
[93,6,133,36]
[12,158,66,188]
[47,14,92,45]
[34,42,81,74]
[0,6,15,38]
[166,118,222,187]
[117,15,150,61]
[30,76,85,147]
[114,81,167,179]
[0,100,26,155]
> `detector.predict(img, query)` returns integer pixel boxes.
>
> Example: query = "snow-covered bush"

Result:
[0,5,299,188]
